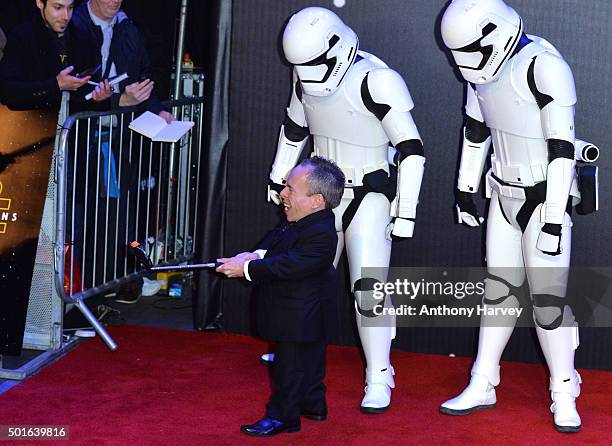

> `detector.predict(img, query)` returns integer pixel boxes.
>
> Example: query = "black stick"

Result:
[128,241,221,271]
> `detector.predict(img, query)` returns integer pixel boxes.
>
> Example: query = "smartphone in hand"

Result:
[76,64,102,79]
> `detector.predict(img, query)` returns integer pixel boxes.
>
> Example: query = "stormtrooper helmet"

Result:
[441,0,523,84]
[282,7,358,96]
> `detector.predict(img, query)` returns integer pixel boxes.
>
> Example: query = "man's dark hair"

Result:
[299,156,345,209]
[41,0,73,6]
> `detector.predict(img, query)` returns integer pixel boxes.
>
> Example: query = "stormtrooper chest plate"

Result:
[476,53,543,139]
[301,66,389,148]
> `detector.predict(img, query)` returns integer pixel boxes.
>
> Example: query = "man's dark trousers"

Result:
[267,340,327,421]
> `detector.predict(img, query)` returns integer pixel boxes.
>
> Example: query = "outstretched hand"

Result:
[91,79,113,102]
[216,252,261,278]
[216,256,247,278]
[57,66,90,91]
[119,79,154,107]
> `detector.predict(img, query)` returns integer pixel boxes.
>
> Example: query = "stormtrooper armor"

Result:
[269,7,425,413]
[440,0,584,433]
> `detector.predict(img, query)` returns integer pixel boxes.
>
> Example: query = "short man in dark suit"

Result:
[217,156,345,436]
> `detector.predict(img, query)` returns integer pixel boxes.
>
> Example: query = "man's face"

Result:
[280,165,323,222]
[89,0,123,22]
[37,0,75,33]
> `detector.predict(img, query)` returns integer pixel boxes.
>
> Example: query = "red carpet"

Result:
[0,326,610,445]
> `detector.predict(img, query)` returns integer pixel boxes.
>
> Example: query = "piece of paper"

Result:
[152,121,195,143]
[85,72,128,100]
[129,111,194,143]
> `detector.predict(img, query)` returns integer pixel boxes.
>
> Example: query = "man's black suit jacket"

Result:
[248,209,338,343]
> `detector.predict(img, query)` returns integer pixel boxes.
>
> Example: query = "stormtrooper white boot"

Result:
[361,365,395,414]
[440,321,515,415]
[549,381,581,433]
[440,362,498,415]
[355,294,396,414]
[536,323,581,433]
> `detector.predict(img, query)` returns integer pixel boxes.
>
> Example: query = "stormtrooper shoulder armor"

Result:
[526,34,562,58]
[530,52,577,108]
[365,68,415,113]
[357,50,390,69]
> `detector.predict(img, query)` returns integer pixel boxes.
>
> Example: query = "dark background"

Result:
[222,0,612,369]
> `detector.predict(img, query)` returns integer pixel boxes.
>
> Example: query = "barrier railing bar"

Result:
[192,101,204,251]
[114,114,125,280]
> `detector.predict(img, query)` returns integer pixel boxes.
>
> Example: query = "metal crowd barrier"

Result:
[52,97,205,350]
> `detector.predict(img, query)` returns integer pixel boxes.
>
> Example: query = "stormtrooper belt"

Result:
[488,173,571,232]
[341,169,396,232]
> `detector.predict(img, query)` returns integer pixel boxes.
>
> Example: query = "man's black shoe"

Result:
[300,410,327,421]
[240,417,300,436]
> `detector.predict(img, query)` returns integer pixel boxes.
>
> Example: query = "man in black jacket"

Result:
[217,157,345,436]
[71,0,173,122]
[0,0,111,111]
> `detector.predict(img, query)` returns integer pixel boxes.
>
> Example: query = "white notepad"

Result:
[129,111,194,143]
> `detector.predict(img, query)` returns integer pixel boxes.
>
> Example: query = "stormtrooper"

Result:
[438,0,598,433]
[265,7,426,413]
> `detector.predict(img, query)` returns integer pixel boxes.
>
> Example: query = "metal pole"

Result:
[173,0,189,99]
[72,299,117,350]
[169,2,189,258]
